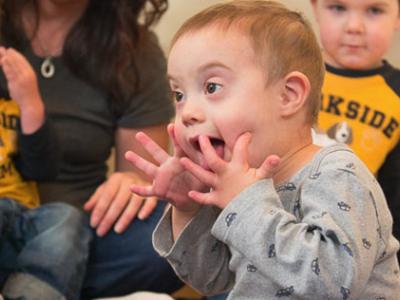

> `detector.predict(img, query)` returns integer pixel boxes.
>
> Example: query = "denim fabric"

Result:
[3,273,65,300]
[206,294,229,300]
[0,198,92,300]
[81,202,183,299]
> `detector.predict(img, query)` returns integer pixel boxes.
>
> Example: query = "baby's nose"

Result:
[181,100,206,126]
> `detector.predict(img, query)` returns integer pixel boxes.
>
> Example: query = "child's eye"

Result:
[205,82,222,94]
[172,91,184,102]
[367,6,383,15]
[328,4,346,13]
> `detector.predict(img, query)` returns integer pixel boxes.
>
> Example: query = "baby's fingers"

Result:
[4,48,25,74]
[167,124,185,157]
[0,47,6,62]
[188,190,215,206]
[125,150,157,178]
[180,157,217,187]
[0,53,16,80]
[198,135,225,173]
[231,132,252,165]
[257,155,280,179]
[136,132,169,164]
[129,184,155,198]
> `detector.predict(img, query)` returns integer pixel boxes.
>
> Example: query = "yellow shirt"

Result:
[317,63,400,175]
[0,97,39,208]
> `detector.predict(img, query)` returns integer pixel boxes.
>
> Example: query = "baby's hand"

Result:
[125,124,205,213]
[0,47,44,134]
[181,132,280,209]
[0,47,42,110]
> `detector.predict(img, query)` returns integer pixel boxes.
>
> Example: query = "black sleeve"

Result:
[15,118,60,181]
[377,142,400,241]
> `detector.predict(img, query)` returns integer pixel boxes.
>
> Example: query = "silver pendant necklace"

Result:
[35,32,62,79]
[40,56,55,78]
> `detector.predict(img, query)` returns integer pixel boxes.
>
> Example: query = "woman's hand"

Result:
[181,133,280,209]
[84,172,157,236]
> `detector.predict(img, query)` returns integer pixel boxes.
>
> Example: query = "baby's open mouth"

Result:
[191,136,225,159]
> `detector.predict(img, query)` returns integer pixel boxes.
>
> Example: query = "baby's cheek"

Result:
[248,146,269,168]
[173,122,184,141]
[173,126,187,150]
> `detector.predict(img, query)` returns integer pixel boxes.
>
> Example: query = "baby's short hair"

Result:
[171,0,325,125]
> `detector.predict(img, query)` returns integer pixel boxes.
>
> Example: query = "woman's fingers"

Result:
[111,194,157,234]
[84,184,103,211]
[137,196,158,220]
[84,180,115,230]
[95,182,137,236]
[88,182,116,231]
[86,172,160,236]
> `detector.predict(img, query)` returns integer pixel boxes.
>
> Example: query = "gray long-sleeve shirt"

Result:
[154,144,400,299]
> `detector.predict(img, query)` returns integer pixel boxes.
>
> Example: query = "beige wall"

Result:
[154,0,400,67]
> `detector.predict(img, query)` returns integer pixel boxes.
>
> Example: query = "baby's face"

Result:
[168,26,282,169]
[312,0,400,70]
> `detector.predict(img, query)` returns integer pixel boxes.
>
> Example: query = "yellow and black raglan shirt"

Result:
[317,61,400,243]
[318,62,400,175]
[0,90,59,208]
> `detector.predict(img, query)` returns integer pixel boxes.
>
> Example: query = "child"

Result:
[0,47,91,300]
[310,0,400,251]
[125,1,400,299]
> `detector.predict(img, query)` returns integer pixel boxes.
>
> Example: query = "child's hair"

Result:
[171,0,325,125]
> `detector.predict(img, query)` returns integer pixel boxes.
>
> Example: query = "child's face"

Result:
[311,0,400,69]
[168,27,282,169]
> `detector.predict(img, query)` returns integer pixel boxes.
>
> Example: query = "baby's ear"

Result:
[279,71,311,118]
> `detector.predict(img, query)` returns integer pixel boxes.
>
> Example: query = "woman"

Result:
[0,0,181,298]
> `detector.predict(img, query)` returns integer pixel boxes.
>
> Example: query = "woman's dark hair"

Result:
[0,0,168,103]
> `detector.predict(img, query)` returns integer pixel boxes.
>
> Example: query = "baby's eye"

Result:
[328,4,346,13]
[367,6,383,15]
[172,91,184,102]
[205,82,222,94]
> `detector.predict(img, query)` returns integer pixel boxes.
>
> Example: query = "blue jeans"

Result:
[81,201,183,299]
[207,294,229,300]
[0,198,92,300]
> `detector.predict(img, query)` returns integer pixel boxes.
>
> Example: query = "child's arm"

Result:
[184,139,395,298]
[151,133,280,296]
[0,47,59,180]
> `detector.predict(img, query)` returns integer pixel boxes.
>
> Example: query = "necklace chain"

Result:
[35,31,63,58]
[281,142,313,165]
[277,141,314,172]
[273,141,314,185]
[34,31,63,79]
